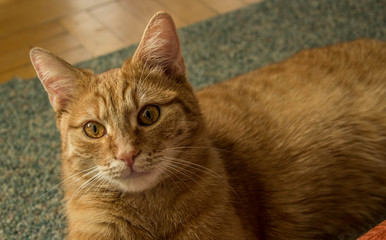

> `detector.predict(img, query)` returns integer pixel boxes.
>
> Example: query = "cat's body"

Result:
[30,12,386,240]
[199,39,386,239]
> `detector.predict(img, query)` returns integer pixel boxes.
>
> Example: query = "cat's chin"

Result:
[112,169,162,193]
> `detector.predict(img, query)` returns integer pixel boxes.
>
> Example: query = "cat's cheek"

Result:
[65,143,76,160]
[164,120,188,143]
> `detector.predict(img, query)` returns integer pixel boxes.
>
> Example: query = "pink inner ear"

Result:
[45,76,73,107]
[134,12,185,76]
[30,48,79,111]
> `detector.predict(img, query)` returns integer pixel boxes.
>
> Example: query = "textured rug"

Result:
[1,0,385,239]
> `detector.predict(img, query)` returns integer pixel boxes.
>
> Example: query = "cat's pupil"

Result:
[145,110,151,119]
[92,124,97,134]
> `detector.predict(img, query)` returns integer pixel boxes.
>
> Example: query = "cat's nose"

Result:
[116,150,141,168]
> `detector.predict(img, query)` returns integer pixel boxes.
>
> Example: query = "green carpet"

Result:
[1,0,385,239]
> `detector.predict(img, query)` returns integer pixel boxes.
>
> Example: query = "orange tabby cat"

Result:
[30,12,386,240]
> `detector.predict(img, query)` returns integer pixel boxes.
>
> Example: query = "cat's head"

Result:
[30,12,204,193]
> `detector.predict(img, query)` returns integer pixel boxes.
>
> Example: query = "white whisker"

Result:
[161,160,208,192]
[163,156,242,202]
[78,172,105,201]
[39,166,98,200]
[159,163,197,195]
[165,156,227,183]
[164,146,246,157]
[62,168,99,191]
[67,170,102,203]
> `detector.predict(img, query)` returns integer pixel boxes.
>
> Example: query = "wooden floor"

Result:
[0,0,262,84]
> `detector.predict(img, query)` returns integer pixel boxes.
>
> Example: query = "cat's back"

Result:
[196,39,386,239]
[197,39,385,149]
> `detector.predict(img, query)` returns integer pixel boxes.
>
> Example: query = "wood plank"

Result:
[60,11,126,56]
[199,0,246,14]
[240,0,263,4]
[57,46,93,65]
[0,21,66,54]
[90,2,145,45]
[0,0,24,7]
[156,0,217,25]
[34,33,81,53]
[118,0,187,28]
[0,0,113,22]
[0,46,93,84]
[0,0,114,37]
[0,47,30,72]
[0,33,82,73]
[0,0,249,85]
[0,64,37,84]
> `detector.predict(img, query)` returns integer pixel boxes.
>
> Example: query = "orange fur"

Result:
[30,12,386,240]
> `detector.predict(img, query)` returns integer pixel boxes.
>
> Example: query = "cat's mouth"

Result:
[102,158,154,180]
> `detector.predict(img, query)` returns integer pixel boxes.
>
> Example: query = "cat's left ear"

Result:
[30,47,82,112]
[131,12,185,77]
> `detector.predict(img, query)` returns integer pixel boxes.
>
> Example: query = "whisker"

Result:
[164,146,246,157]
[165,157,225,188]
[161,160,208,193]
[78,172,105,201]
[164,156,243,202]
[160,163,187,188]
[165,156,227,183]
[159,163,198,195]
[39,166,99,199]
[67,171,102,203]
[62,168,99,191]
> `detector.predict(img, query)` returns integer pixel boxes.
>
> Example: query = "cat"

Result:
[29,12,386,240]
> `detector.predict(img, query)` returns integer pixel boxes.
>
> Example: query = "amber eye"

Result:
[138,105,160,126]
[83,121,106,138]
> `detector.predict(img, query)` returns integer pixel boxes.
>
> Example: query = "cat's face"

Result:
[60,65,201,192]
[30,12,203,193]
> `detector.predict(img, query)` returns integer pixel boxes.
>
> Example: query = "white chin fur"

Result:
[99,151,173,193]
[119,150,180,192]
[113,170,162,192]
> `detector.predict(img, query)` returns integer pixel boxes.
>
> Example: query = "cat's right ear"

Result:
[30,47,81,112]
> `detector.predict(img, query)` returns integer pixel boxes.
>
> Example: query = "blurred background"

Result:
[0,0,261,84]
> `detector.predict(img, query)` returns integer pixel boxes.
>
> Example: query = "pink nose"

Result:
[116,150,140,168]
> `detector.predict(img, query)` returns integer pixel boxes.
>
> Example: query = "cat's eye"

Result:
[138,105,160,126]
[83,121,106,138]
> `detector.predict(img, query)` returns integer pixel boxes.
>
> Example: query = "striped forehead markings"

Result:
[123,81,139,110]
